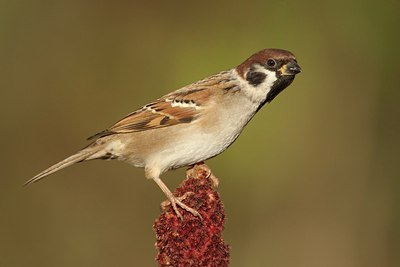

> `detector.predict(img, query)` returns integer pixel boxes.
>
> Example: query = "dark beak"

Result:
[279,61,301,76]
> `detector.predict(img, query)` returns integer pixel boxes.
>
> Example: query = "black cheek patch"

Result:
[246,71,266,86]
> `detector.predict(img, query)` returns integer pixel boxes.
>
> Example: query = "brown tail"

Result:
[24,146,103,186]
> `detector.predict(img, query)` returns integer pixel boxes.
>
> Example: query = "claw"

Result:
[162,192,202,220]
[206,170,219,188]
[192,162,219,187]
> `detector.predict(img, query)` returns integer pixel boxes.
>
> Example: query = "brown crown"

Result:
[236,48,296,78]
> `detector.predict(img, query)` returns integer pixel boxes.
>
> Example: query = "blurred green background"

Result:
[1,0,399,266]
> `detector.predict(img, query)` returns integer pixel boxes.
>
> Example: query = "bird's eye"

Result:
[266,59,276,67]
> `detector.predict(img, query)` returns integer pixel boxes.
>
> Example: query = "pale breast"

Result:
[130,93,259,173]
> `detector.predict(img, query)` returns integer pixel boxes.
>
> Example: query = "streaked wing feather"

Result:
[110,100,199,133]
[87,87,212,140]
[87,70,235,140]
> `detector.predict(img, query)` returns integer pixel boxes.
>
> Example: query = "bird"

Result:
[26,48,301,219]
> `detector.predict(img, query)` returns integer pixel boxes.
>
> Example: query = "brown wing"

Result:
[87,87,213,140]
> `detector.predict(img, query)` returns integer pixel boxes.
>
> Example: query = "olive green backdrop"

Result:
[1,0,399,266]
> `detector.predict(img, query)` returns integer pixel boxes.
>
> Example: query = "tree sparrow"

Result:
[26,48,301,219]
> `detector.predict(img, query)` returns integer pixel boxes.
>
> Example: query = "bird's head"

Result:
[236,48,301,105]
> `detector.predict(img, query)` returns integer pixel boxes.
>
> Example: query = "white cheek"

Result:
[234,68,277,103]
[261,69,278,90]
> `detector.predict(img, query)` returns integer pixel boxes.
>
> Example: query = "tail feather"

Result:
[24,148,101,186]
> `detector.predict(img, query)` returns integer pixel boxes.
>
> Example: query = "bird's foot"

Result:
[189,162,219,188]
[161,192,202,220]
